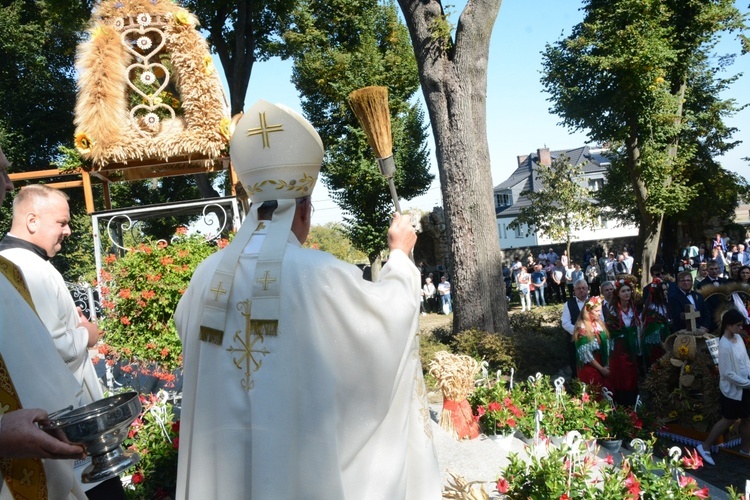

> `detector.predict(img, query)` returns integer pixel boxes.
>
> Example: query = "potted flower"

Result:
[496,438,708,499]
[470,382,525,445]
[599,404,641,452]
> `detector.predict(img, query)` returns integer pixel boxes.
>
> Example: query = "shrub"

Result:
[453,329,517,374]
[98,231,223,380]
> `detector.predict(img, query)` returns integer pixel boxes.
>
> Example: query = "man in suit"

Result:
[670,271,710,332]
[561,279,589,378]
[697,260,729,290]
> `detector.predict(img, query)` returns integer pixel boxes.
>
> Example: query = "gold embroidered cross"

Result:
[226,299,270,391]
[246,112,283,148]
[20,468,33,486]
[256,271,277,291]
[0,403,8,415]
[210,282,227,301]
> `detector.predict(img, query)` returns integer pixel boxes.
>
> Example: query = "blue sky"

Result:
[235,0,750,225]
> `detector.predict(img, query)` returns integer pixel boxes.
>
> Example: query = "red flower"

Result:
[488,401,501,412]
[160,347,170,358]
[157,241,168,249]
[560,494,571,500]
[624,473,640,498]
[120,316,130,325]
[172,437,180,449]
[171,420,180,433]
[105,254,117,264]
[160,256,173,266]
[176,226,188,235]
[496,478,509,494]
[582,392,590,403]
[605,455,614,465]
[476,406,486,417]
[98,344,110,355]
[118,288,132,299]
[131,472,144,484]
[141,290,156,300]
[146,342,156,349]
[121,364,133,374]
[505,418,517,428]
[217,238,229,249]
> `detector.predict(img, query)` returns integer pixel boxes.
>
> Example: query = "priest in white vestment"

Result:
[175,100,441,499]
[0,186,103,406]
[0,148,87,499]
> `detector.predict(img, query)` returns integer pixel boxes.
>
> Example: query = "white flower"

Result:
[136,13,152,27]
[136,36,152,50]
[113,17,125,31]
[140,71,156,85]
[144,113,160,128]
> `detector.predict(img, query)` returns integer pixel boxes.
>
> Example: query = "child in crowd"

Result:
[697,309,750,465]
[573,296,610,395]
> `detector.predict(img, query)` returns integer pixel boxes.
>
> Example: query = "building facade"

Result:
[494,146,638,250]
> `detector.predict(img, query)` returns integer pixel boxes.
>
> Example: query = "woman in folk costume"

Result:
[603,278,641,406]
[574,296,610,395]
[641,277,671,367]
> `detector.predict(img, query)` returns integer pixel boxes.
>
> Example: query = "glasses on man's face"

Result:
[652,272,662,277]
[680,279,692,283]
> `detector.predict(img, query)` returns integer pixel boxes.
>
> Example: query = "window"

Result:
[588,178,604,191]
[515,225,523,238]
[495,192,511,207]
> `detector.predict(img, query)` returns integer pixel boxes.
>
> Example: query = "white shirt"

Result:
[719,335,750,400]
[561,297,588,335]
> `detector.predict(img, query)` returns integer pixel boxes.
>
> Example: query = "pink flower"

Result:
[496,478,509,494]
[132,472,144,484]
[488,401,501,412]
[624,473,640,498]
[476,406,486,417]
[679,476,697,488]
[682,448,703,470]
[692,487,710,499]
[605,454,614,465]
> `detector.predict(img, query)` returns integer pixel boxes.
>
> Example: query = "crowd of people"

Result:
[507,238,750,462]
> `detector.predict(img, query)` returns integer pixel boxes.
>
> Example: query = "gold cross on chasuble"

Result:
[227,300,270,391]
[256,271,277,291]
[246,112,284,148]
[210,281,227,301]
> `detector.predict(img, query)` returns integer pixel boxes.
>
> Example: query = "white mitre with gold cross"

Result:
[200,100,324,343]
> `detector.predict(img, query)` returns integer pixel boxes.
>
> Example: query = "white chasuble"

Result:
[0,273,86,500]
[0,249,104,405]
[175,236,441,499]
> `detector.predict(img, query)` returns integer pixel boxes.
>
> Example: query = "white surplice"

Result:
[175,232,441,499]
[0,273,86,500]
[0,248,103,405]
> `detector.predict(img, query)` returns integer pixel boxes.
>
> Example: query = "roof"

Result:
[495,145,608,217]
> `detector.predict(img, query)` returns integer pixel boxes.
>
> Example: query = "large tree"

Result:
[542,0,746,285]
[397,0,507,334]
[280,0,433,277]
[508,155,599,261]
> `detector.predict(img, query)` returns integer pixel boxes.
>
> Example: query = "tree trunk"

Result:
[369,253,383,282]
[398,0,508,334]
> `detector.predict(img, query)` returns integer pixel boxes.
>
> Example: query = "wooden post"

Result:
[82,170,95,213]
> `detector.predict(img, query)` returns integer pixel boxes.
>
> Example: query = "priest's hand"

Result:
[0,408,86,460]
[388,212,417,255]
[77,306,100,348]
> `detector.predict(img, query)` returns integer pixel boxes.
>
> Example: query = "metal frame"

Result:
[91,196,244,287]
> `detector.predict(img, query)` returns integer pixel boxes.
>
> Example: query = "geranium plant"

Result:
[602,404,642,441]
[97,230,222,381]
